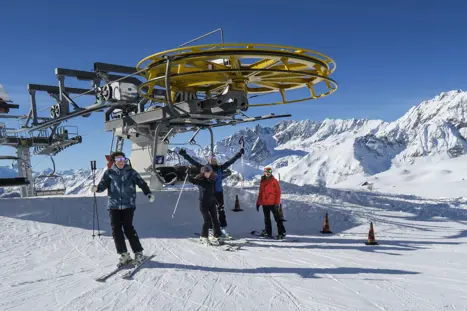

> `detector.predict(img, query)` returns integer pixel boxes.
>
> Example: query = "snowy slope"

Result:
[335,154,467,199]
[1,184,467,310]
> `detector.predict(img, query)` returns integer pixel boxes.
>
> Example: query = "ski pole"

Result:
[172,168,190,218]
[91,160,101,238]
[239,136,245,189]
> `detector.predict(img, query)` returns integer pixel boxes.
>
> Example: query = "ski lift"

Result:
[0,156,30,187]
[153,127,232,186]
[34,156,66,196]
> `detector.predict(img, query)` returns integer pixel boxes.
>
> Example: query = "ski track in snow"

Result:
[1,188,467,310]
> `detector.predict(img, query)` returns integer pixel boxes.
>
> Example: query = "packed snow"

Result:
[1,181,467,310]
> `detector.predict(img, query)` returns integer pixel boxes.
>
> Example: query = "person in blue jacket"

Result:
[91,151,155,267]
[179,147,244,238]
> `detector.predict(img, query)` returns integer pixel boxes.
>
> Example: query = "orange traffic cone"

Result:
[365,222,378,245]
[320,213,333,234]
[232,194,243,212]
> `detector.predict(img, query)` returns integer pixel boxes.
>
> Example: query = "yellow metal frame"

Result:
[136,43,337,106]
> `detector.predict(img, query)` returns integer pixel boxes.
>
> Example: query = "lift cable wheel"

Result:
[136,43,337,106]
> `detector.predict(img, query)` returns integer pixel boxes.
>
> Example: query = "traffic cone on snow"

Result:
[320,213,333,234]
[232,194,243,212]
[365,222,378,245]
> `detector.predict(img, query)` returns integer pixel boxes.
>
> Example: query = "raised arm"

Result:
[221,148,244,169]
[179,149,203,168]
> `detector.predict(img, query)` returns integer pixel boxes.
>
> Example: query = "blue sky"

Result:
[1,0,467,172]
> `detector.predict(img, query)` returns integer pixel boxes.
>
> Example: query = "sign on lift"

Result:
[155,156,165,164]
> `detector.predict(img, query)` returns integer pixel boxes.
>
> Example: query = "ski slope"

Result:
[1,183,467,310]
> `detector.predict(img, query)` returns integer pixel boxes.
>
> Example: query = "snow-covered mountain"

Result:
[2,89,467,198]
[192,89,467,187]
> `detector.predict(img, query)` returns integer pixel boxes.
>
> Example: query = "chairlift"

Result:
[34,156,66,196]
[0,155,30,187]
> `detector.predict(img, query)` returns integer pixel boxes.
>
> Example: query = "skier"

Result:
[256,166,286,239]
[178,147,244,238]
[187,165,223,245]
[91,151,155,267]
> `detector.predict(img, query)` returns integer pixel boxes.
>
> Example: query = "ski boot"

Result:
[117,252,133,267]
[208,235,223,246]
[199,236,209,245]
[134,251,145,265]
[220,227,232,240]
[277,233,286,240]
[260,230,273,238]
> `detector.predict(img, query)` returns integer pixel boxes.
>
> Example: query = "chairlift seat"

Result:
[33,174,66,196]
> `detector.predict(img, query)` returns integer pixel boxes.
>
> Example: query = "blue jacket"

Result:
[96,164,151,210]
[180,150,242,192]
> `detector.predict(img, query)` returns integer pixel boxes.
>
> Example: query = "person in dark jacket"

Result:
[179,148,244,238]
[256,166,286,239]
[91,151,155,266]
[188,165,223,245]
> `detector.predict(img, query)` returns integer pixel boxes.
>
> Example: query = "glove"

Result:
[91,185,98,193]
[148,194,155,202]
[256,204,260,212]
[240,148,245,155]
[179,148,186,155]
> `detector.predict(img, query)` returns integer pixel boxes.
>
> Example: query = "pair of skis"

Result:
[193,233,249,251]
[250,230,299,242]
[95,255,155,282]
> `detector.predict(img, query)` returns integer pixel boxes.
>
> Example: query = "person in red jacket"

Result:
[256,166,286,239]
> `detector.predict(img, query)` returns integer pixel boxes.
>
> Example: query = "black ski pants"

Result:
[109,208,143,254]
[200,200,222,238]
[262,205,286,236]
[207,191,227,228]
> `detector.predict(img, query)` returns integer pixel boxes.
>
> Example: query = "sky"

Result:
[1,0,467,172]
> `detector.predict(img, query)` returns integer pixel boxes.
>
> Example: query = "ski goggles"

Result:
[264,168,272,173]
[114,157,126,162]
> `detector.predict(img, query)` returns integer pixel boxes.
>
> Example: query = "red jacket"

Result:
[256,175,281,206]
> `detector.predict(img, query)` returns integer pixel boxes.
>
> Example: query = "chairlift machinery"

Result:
[5,28,338,191]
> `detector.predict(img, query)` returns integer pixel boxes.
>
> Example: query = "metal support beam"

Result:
[55,68,142,85]
[57,75,70,117]
[94,62,136,75]
[29,90,39,126]
[28,84,96,96]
